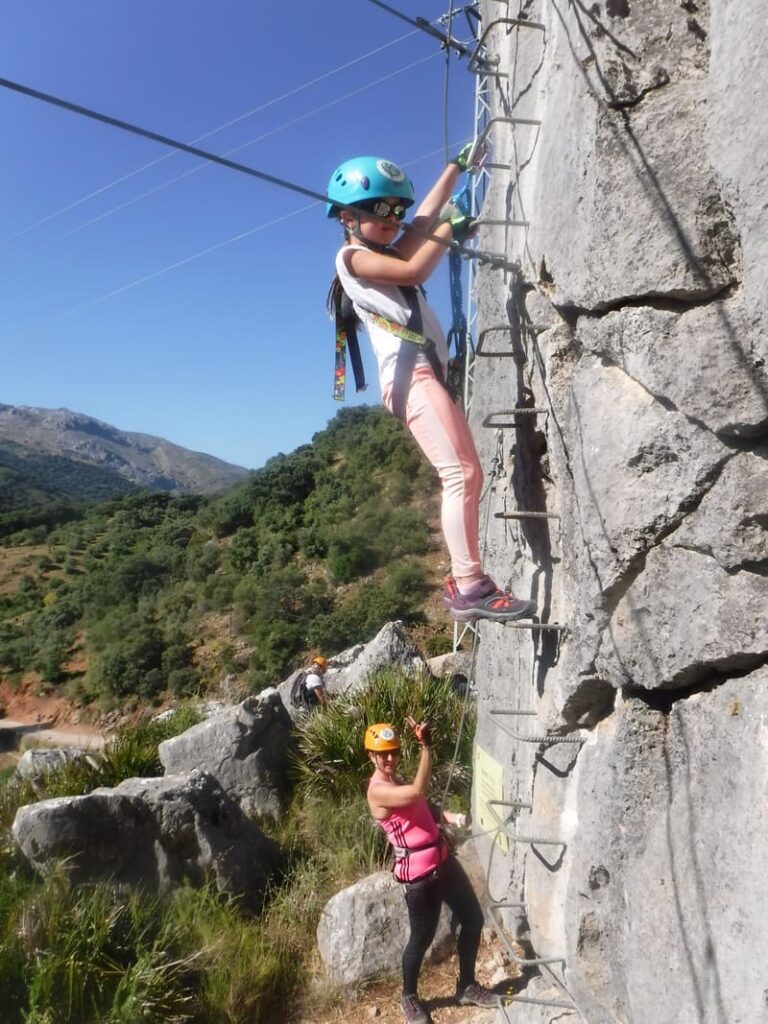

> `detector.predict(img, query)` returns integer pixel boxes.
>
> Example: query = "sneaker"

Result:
[456,982,500,1008]
[442,575,536,623]
[400,993,431,1023]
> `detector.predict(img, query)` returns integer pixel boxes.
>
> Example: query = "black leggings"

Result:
[401,853,484,996]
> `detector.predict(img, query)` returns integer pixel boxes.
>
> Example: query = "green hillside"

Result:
[0,439,141,515]
[0,406,448,704]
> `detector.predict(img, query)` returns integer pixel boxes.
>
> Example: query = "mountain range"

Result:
[0,404,250,507]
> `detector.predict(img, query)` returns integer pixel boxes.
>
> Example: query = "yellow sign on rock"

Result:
[473,744,508,853]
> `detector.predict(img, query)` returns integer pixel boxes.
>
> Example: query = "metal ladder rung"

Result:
[476,325,516,357]
[488,798,532,812]
[503,620,566,632]
[469,19,546,73]
[495,511,561,520]
[477,218,529,228]
[482,408,549,427]
[489,709,585,745]
[487,115,542,127]
[484,801,566,848]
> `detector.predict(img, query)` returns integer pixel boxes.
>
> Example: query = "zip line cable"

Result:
[0,28,420,248]
[4,52,439,270]
[59,203,317,320]
[46,142,459,322]
[368,0,473,57]
[0,76,512,270]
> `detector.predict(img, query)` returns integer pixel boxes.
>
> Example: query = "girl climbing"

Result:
[365,720,499,1022]
[326,150,535,623]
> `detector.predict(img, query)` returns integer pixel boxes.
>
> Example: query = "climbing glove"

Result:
[408,719,432,747]
[451,139,484,172]
[439,200,477,244]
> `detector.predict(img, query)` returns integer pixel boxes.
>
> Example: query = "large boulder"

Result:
[317,870,454,984]
[159,689,293,818]
[12,770,279,912]
[277,621,425,718]
[14,747,93,785]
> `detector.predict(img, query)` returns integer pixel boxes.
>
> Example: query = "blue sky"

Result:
[1,1,477,470]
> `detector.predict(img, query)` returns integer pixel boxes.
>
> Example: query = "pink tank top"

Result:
[369,785,447,883]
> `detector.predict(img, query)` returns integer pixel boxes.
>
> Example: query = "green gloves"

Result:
[451,139,484,172]
[439,201,477,243]
[451,141,475,171]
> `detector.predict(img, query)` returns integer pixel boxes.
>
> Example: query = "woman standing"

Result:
[365,720,498,1023]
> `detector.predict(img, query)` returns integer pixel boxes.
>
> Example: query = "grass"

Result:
[0,668,475,1023]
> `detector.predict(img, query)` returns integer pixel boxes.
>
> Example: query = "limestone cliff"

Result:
[468,2,767,1020]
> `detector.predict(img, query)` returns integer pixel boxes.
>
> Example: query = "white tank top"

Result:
[335,245,448,394]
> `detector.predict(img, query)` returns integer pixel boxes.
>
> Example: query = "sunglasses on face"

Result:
[359,199,408,221]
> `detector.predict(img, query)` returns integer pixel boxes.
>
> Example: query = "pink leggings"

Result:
[383,366,483,579]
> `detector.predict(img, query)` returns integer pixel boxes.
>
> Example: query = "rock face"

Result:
[562,670,768,1024]
[159,690,293,818]
[12,770,279,911]
[316,870,454,984]
[467,2,768,1021]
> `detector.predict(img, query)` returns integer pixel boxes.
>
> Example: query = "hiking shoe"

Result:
[400,993,431,1023]
[456,982,500,1008]
[442,575,536,623]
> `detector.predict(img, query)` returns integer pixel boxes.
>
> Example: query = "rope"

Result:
[0,75,511,270]
[4,52,440,271]
[0,28,421,249]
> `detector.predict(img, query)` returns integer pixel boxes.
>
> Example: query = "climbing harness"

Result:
[333,278,451,421]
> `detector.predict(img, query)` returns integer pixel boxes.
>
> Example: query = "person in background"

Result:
[365,720,498,1023]
[302,655,329,710]
[326,149,535,624]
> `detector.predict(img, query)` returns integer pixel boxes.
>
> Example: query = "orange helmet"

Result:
[313,655,329,670]
[364,723,401,752]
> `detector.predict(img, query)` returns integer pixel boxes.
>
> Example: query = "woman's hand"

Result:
[405,715,432,747]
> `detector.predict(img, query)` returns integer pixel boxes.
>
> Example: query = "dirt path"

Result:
[0,719,108,751]
[0,679,112,768]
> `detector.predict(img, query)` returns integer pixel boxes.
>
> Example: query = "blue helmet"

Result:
[326,156,415,218]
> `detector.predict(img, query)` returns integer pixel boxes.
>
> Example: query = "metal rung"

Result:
[477,218,529,228]
[476,325,515,357]
[489,708,585,745]
[490,708,537,715]
[484,800,566,848]
[495,511,561,520]
[485,114,542,128]
[482,408,549,427]
[493,901,528,910]
[503,620,566,632]
[488,798,532,812]
[469,19,546,73]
